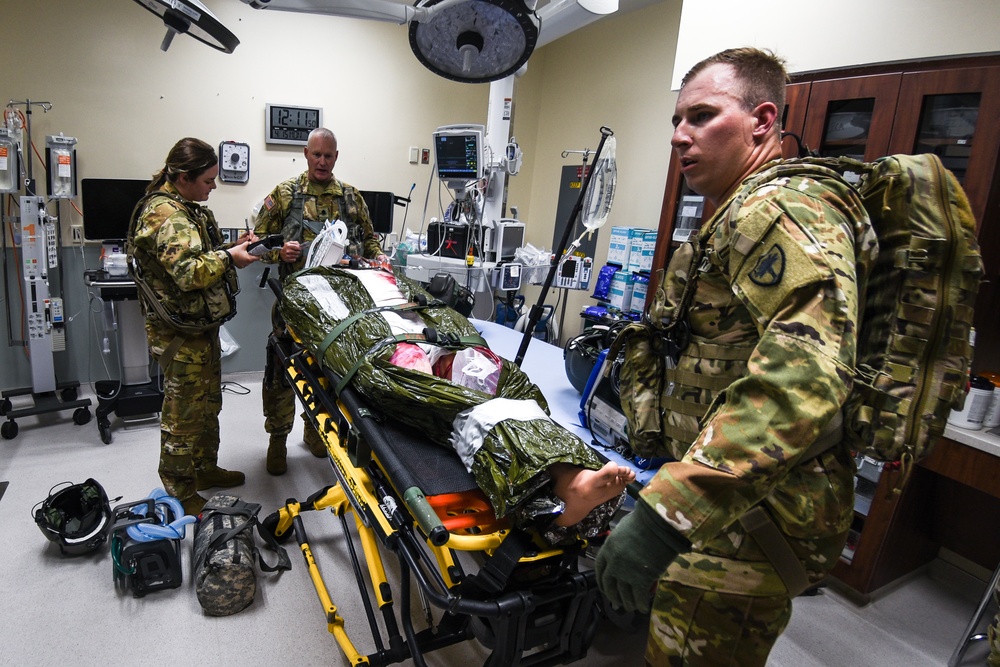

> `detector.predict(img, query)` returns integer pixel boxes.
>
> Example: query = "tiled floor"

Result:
[0,374,993,666]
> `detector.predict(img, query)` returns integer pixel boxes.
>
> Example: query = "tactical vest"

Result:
[127,191,240,341]
[279,183,361,277]
[617,189,757,460]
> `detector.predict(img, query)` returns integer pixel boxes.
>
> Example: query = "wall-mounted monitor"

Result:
[433,124,484,187]
[81,178,150,242]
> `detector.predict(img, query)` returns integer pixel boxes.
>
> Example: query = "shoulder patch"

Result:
[735,222,824,322]
[264,195,275,211]
[748,244,785,286]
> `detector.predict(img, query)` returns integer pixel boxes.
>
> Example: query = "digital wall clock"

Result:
[265,103,323,146]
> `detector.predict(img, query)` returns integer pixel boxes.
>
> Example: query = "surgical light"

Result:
[130,0,240,53]
[408,0,540,83]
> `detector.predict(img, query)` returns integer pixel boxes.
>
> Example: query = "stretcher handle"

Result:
[403,487,450,547]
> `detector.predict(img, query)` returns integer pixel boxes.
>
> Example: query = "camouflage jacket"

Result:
[129,182,239,363]
[253,172,379,274]
[635,161,877,593]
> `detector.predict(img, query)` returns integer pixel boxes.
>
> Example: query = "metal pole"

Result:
[514,126,612,366]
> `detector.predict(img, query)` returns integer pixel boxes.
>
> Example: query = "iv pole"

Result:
[514,126,613,367]
[550,147,594,346]
[0,99,92,440]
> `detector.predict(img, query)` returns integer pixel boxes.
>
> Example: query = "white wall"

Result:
[512,0,683,337]
[1,0,489,235]
[672,0,1000,89]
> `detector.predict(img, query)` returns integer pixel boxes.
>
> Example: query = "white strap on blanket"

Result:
[449,398,551,472]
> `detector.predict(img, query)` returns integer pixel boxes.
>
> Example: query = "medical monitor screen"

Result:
[82,178,151,241]
[434,126,483,183]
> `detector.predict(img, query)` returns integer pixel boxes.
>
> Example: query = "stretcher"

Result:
[261,324,619,667]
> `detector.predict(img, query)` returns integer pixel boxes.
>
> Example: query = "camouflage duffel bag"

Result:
[193,493,291,616]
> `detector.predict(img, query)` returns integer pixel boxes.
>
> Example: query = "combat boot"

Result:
[267,435,288,476]
[181,493,208,517]
[303,423,327,458]
[196,466,246,490]
[160,452,202,512]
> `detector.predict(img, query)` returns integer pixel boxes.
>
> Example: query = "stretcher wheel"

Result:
[0,398,11,415]
[261,511,293,543]
[1,420,17,440]
[61,387,78,402]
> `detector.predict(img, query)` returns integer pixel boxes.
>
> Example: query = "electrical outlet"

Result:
[71,225,83,243]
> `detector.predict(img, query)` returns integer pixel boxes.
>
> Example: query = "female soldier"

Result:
[128,137,259,515]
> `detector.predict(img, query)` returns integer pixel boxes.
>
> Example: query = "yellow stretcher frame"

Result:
[260,330,610,667]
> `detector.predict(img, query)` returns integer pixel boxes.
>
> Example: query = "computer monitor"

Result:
[81,178,151,242]
[433,124,484,188]
[360,190,395,235]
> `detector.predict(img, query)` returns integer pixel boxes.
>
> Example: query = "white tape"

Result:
[449,398,550,472]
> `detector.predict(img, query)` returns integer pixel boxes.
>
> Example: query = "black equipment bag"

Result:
[193,493,291,616]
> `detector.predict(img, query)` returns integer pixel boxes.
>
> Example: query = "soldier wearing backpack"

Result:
[595,48,877,665]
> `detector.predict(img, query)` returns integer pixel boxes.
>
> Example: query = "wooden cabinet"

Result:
[651,56,1000,598]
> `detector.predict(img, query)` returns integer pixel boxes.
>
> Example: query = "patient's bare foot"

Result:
[550,461,636,527]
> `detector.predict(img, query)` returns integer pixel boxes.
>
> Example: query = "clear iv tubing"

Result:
[125,488,197,541]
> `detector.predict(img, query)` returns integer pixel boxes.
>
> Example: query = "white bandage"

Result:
[450,398,551,472]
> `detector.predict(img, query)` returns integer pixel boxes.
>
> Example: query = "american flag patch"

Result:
[264,195,275,210]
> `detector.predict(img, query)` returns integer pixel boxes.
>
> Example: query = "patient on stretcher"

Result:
[280,265,635,544]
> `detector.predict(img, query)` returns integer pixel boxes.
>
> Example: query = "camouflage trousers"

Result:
[989,588,1000,667]
[157,332,223,501]
[645,579,792,666]
[263,304,318,443]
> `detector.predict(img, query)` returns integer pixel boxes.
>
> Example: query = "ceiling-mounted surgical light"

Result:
[408,0,540,84]
[131,0,240,53]
[235,0,619,82]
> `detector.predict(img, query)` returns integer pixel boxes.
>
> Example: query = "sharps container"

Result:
[947,375,995,431]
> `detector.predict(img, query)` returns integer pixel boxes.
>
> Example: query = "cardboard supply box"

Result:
[608,270,634,313]
[627,228,648,274]
[640,230,657,273]
[630,274,649,314]
[608,226,631,266]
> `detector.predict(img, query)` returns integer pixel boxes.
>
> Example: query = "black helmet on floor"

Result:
[564,326,612,394]
[34,478,113,556]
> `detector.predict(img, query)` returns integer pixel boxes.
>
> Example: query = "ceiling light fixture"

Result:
[131,0,240,53]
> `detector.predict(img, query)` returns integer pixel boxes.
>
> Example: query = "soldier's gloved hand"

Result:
[595,500,691,614]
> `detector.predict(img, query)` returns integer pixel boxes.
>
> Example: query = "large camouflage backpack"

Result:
[614,153,983,596]
[835,154,982,480]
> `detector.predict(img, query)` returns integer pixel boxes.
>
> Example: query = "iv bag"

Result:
[0,131,16,193]
[581,135,616,232]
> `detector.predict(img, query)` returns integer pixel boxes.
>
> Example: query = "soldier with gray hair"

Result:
[596,48,875,664]
[253,127,386,475]
[129,137,260,516]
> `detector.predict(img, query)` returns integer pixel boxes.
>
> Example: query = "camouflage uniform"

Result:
[990,600,1000,666]
[129,182,241,504]
[253,172,378,446]
[624,162,876,665]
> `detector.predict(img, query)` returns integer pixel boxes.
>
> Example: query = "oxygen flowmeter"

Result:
[45,134,77,199]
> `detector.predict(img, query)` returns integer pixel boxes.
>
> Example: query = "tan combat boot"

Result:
[196,466,246,490]
[160,452,205,517]
[181,493,208,517]
[267,435,288,476]
[303,423,327,458]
